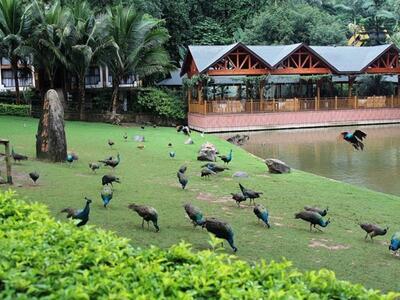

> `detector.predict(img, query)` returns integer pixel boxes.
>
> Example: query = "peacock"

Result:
[218,149,232,165]
[359,223,388,241]
[304,206,328,217]
[61,197,92,227]
[102,174,120,186]
[11,148,28,163]
[184,203,206,227]
[295,211,330,232]
[230,192,247,207]
[29,171,39,184]
[239,183,263,205]
[169,151,176,158]
[177,125,191,136]
[128,204,159,232]
[389,232,400,254]
[340,130,367,151]
[201,163,229,173]
[66,152,78,166]
[123,133,128,141]
[101,186,113,208]
[178,165,187,174]
[201,168,216,178]
[254,204,270,228]
[108,139,115,148]
[177,171,188,189]
[203,218,237,252]
[89,162,100,173]
[99,153,120,169]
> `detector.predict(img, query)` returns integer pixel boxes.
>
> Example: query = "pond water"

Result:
[232,125,400,196]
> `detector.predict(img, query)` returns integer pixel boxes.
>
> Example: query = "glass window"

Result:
[85,67,101,85]
[1,69,32,87]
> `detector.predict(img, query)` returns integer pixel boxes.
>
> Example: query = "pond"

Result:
[233,125,400,196]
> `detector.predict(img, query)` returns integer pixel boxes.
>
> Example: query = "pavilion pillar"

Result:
[316,80,321,111]
[259,81,264,111]
[397,75,400,107]
[348,76,355,108]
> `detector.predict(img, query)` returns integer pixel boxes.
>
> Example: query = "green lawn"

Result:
[0,116,399,292]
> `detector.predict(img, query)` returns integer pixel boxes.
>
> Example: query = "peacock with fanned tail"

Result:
[184,203,205,227]
[101,186,113,208]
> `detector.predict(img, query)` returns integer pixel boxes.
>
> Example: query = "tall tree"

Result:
[102,3,171,120]
[0,0,34,103]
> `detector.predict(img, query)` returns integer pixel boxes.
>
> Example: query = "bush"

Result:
[138,88,185,120]
[0,190,398,299]
[0,103,31,116]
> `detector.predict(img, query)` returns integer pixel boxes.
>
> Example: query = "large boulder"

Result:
[197,142,218,162]
[36,90,67,162]
[227,134,250,146]
[265,158,291,174]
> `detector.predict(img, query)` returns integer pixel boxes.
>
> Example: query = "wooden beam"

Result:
[207,69,269,76]
[366,67,400,74]
[270,68,331,75]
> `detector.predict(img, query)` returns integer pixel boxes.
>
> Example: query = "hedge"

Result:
[0,103,31,116]
[0,190,398,299]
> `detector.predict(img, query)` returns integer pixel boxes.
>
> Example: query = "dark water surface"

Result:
[226,125,400,196]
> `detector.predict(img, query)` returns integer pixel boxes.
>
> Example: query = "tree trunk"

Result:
[78,76,86,121]
[11,59,20,104]
[111,77,120,119]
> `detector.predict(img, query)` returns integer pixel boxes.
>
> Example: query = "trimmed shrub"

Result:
[138,88,185,120]
[0,190,398,299]
[0,103,31,116]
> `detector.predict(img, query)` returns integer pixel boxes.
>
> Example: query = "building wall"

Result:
[189,108,400,132]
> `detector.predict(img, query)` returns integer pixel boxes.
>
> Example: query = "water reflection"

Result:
[226,125,400,196]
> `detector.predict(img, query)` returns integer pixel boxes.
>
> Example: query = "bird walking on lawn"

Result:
[11,148,28,163]
[304,206,328,217]
[66,152,78,166]
[254,204,270,228]
[61,197,92,227]
[169,151,176,158]
[230,192,247,207]
[102,174,120,186]
[128,204,159,232]
[108,139,115,148]
[123,133,128,141]
[177,170,188,189]
[202,163,229,173]
[101,186,113,208]
[178,165,187,174]
[184,203,205,227]
[89,162,100,173]
[340,130,367,150]
[177,125,191,136]
[239,183,262,205]
[389,232,400,254]
[295,211,330,232]
[203,218,237,252]
[99,153,120,169]
[29,171,39,184]
[359,223,388,241]
[201,168,216,178]
[219,149,232,165]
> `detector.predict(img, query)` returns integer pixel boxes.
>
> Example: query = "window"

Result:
[85,67,101,85]
[1,69,33,87]
[108,73,136,85]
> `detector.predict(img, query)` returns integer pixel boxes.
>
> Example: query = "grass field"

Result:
[0,116,399,292]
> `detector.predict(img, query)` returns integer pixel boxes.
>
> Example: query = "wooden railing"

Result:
[189,95,400,114]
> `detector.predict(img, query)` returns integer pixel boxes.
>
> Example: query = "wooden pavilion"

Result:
[180,42,400,132]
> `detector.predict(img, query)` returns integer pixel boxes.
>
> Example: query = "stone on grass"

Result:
[197,142,218,162]
[36,89,67,162]
[232,171,249,178]
[265,158,291,174]
[134,135,145,142]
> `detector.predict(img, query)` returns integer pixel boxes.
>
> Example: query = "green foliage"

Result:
[191,18,231,45]
[138,88,185,120]
[0,190,398,299]
[0,103,30,116]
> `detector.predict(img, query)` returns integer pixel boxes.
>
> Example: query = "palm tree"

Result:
[102,4,171,120]
[0,0,35,103]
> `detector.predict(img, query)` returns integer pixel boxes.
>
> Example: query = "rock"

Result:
[232,171,249,178]
[197,142,218,162]
[227,134,250,146]
[134,135,145,142]
[184,138,194,145]
[265,158,291,174]
[36,89,67,162]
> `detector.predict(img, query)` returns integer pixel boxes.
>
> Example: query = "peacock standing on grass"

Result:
[184,203,206,227]
[295,211,330,232]
[201,163,229,173]
[29,171,39,184]
[230,192,247,207]
[102,174,120,186]
[123,133,128,141]
[201,168,216,178]
[178,165,187,174]
[61,197,92,227]
[128,204,159,232]
[359,223,388,241]
[108,139,115,148]
[177,170,188,189]
[99,153,120,169]
[101,186,113,208]
[389,232,400,254]
[66,152,78,166]
[254,204,270,228]
[239,183,262,205]
[218,149,232,165]
[89,162,100,173]
[203,218,237,252]
[304,206,328,217]
[340,130,367,150]
[12,148,28,163]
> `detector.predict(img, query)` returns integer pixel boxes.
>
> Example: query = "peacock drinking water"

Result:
[61,197,92,227]
[101,186,113,208]
[254,204,270,228]
[184,203,206,227]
